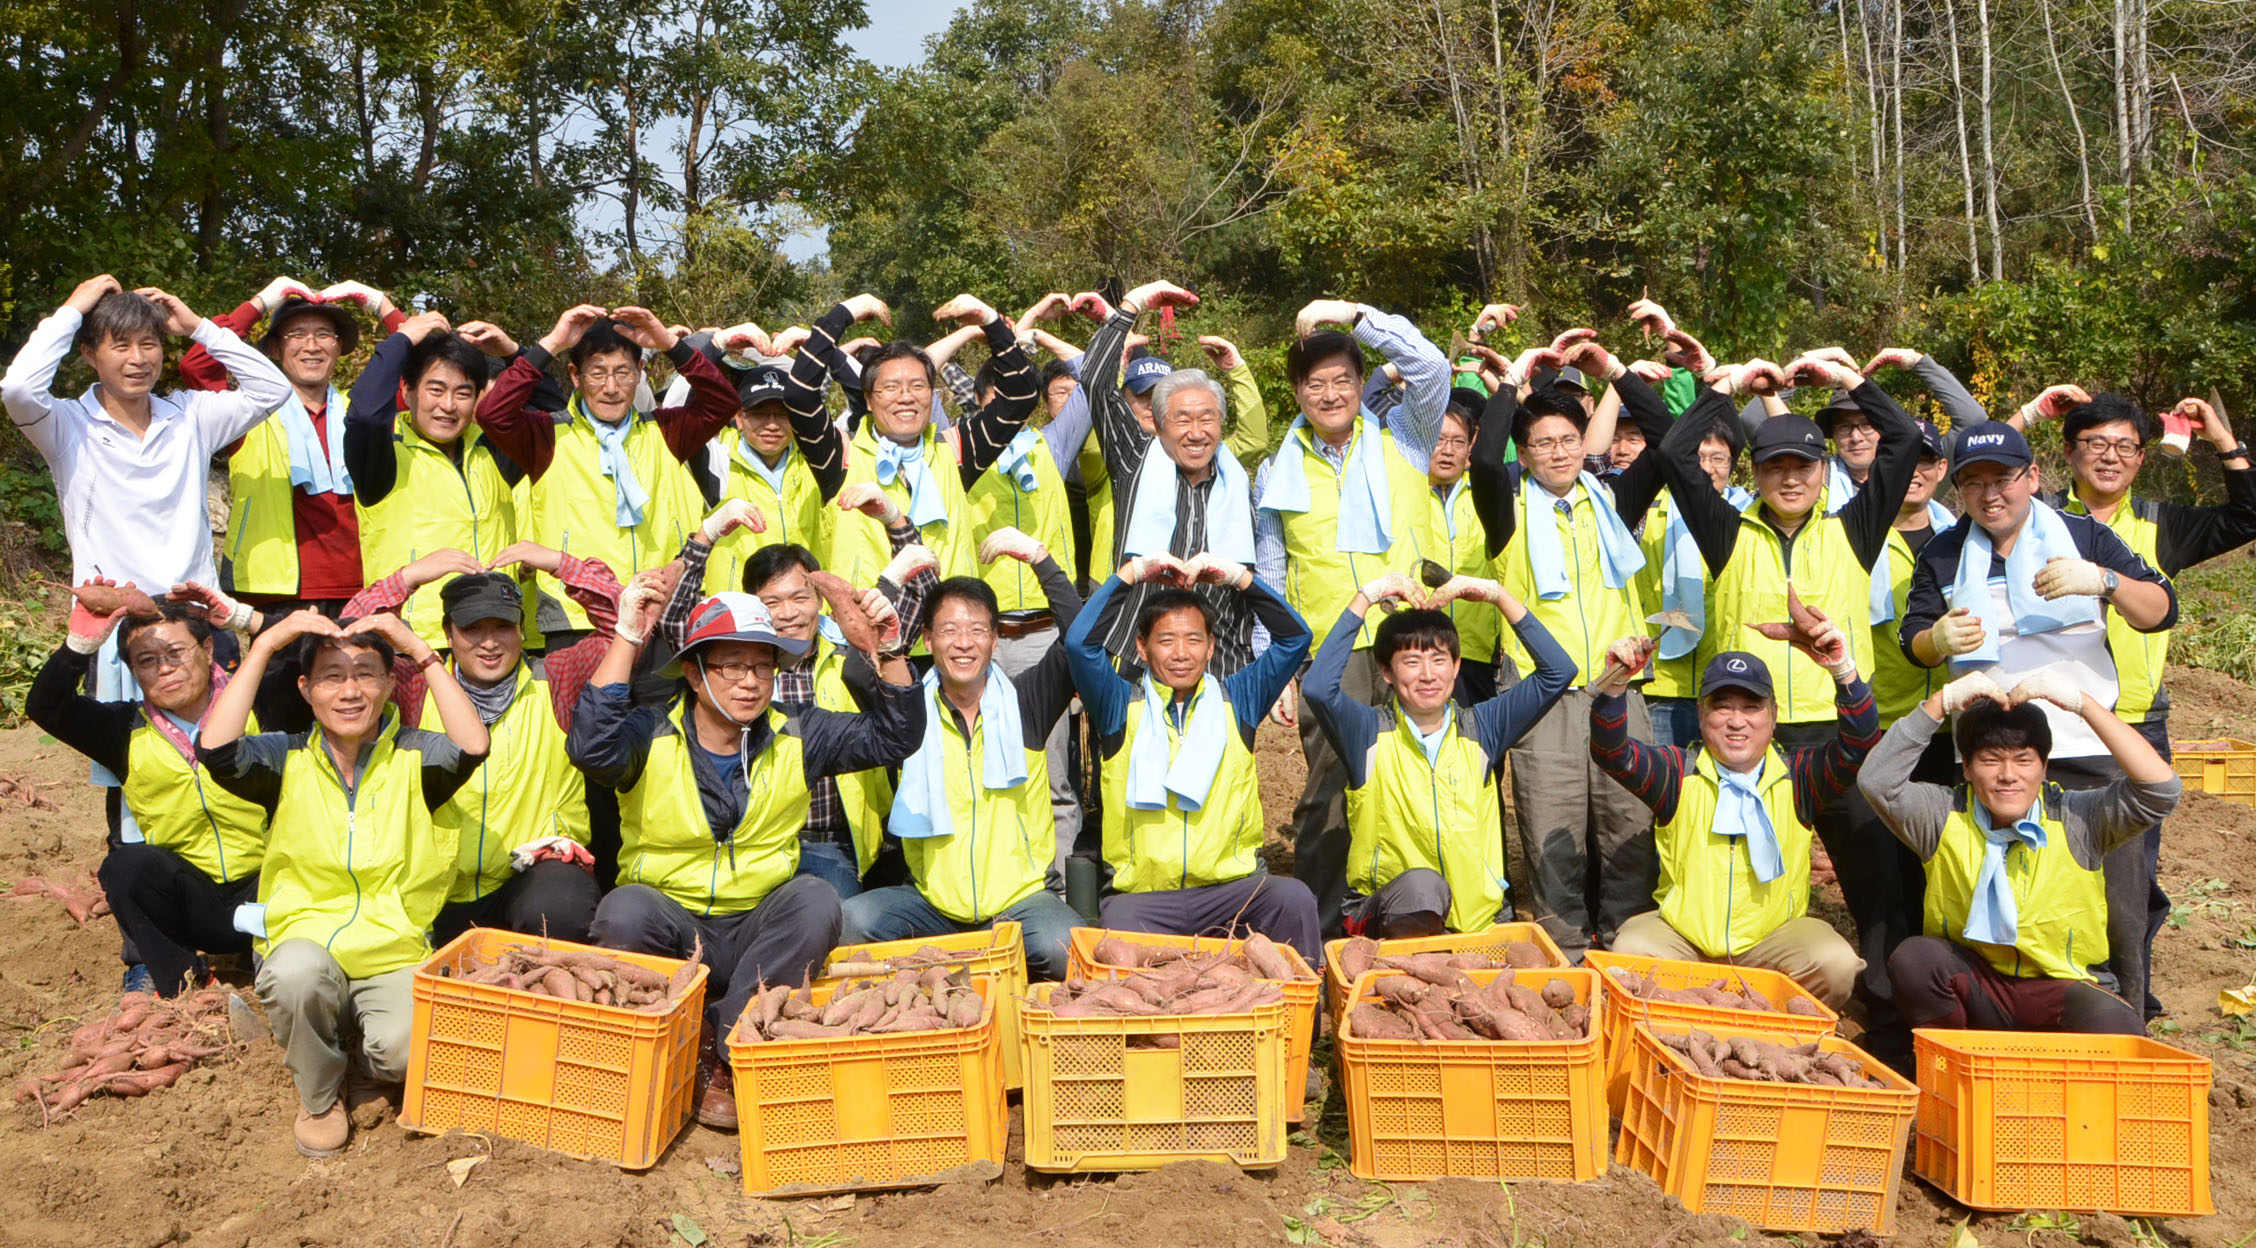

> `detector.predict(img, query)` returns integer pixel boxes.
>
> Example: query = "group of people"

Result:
[6,271,2240,1160]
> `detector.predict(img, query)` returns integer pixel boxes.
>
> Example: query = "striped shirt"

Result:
[1590,679,1881,826]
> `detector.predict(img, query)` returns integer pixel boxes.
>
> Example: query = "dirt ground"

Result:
[1,676,2250,1248]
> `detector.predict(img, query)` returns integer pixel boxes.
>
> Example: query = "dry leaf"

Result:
[2220,986,2255,1017]
[446,1155,485,1188]
[810,1194,855,1215]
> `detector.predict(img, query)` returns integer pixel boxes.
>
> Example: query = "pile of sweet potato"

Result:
[1336,937,1551,986]
[1602,965,1825,1017]
[822,943,977,979]
[14,988,235,1124]
[1652,1029,1887,1088]
[447,938,700,1012]
[1347,962,1590,1042]
[1043,964,1287,1019]
[739,967,985,1041]
[1088,932,1314,983]
[7,874,110,925]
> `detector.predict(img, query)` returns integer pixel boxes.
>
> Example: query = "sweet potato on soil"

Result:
[16,989,237,1125]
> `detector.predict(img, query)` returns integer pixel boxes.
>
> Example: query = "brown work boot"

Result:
[294,1101,350,1158]
[695,1033,738,1132]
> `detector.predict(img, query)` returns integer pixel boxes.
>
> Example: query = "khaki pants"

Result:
[256,938,418,1115]
[1611,911,1864,1009]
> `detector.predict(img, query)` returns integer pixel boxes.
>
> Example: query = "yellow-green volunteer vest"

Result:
[1344,709,1507,932]
[617,702,807,916]
[1495,479,1649,681]
[901,685,1050,924]
[828,424,975,586]
[1923,787,2106,980]
[425,665,590,904]
[1653,745,1812,958]
[1706,503,1873,723]
[809,639,893,876]
[1871,526,1941,725]
[355,422,519,648]
[221,420,305,597]
[1079,440,1116,573]
[1638,493,1700,699]
[1100,678,1265,893]
[1269,422,1430,650]
[255,719,456,978]
[701,435,828,597]
[2065,493,2168,723]
[529,402,704,632]
[969,440,1079,612]
[1403,480,1500,664]
[124,709,268,884]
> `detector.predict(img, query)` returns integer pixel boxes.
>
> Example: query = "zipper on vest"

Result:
[190,764,229,884]
[325,751,364,954]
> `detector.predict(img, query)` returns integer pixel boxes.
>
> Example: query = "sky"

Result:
[575,0,969,263]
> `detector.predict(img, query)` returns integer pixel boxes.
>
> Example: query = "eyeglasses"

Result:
[128,644,198,677]
[931,622,993,643]
[1522,437,1581,456]
[2074,436,2144,460]
[1956,471,2030,496]
[701,658,777,684]
[579,367,640,386]
[1697,451,1734,471]
[872,379,932,399]
[1298,379,1360,398]
[1433,434,1471,452]
[280,327,339,345]
[310,667,390,691]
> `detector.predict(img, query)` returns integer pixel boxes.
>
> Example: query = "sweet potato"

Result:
[825,960,892,979]
[767,1019,851,1039]
[1501,941,1550,968]
[1539,978,1577,1010]
[1347,1005,1416,1040]
[1092,937,1146,968]
[1338,937,1379,984]
[1378,953,1474,992]
[1501,983,1551,1018]
[944,991,983,1029]
[1372,976,1428,1009]
[1785,997,1822,1017]
[1241,932,1295,982]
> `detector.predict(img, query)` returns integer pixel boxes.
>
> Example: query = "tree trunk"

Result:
[352,41,375,178]
[1890,0,1906,274]
[1977,0,2002,280]
[1836,0,1858,184]
[2038,0,2099,238]
[622,74,641,264]
[411,66,440,192]
[195,0,243,271]
[1854,0,1884,217]
[1941,0,1983,284]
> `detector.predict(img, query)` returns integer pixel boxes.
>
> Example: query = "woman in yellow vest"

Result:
[198,609,491,1157]
[775,292,1039,585]
[30,591,268,997]
[571,586,925,1130]
[470,305,740,633]
[1065,553,1320,964]
[343,315,529,649]
[839,530,1090,979]
[1590,633,1878,1009]
[1857,667,2179,1034]
[1303,571,1572,937]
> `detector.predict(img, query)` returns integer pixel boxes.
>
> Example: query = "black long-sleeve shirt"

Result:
[28,644,143,779]
[1469,370,1674,560]
[928,556,1086,748]
[1659,380,1920,577]
[1592,677,1880,826]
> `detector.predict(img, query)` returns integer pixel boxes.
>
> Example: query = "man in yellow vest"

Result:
[199,609,491,1157]
[2008,391,2256,1019]
[840,530,1090,978]
[681,356,827,597]
[1304,571,1573,937]
[571,583,925,1129]
[774,292,1038,585]
[1066,552,1319,963]
[1465,337,1673,955]
[1899,419,2180,1021]
[1255,297,1450,938]
[30,591,268,998]
[1409,388,1503,702]
[343,314,530,650]
[1590,631,1878,1008]
[1858,667,2179,1034]
[472,305,739,635]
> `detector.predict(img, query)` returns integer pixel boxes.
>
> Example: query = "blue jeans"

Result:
[1647,696,1701,750]
[840,884,1081,981]
[793,840,862,900]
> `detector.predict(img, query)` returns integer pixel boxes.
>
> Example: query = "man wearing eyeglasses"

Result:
[1999,389,2256,1019]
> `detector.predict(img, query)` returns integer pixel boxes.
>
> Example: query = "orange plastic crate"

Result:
[1617,1022,1918,1234]
[1018,981,1292,1173]
[1583,951,1838,1113]
[1336,967,1608,1183]
[2172,737,2256,805]
[1913,1028,2213,1216]
[817,922,1027,1090]
[1066,926,1320,1123]
[1322,923,1568,1022]
[727,976,1008,1196]
[401,929,708,1169]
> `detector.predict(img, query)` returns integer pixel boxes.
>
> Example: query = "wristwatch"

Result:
[2222,443,2251,462]
[2101,569,2121,599]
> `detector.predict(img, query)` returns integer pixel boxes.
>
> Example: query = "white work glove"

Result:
[1122,553,1190,586]
[1426,575,1501,609]
[698,499,768,545]
[2008,667,2084,713]
[614,579,666,647]
[1592,636,1656,697]
[879,543,938,588]
[254,275,316,314]
[835,481,904,526]
[858,587,903,651]
[168,580,255,632]
[1938,670,2009,715]
[977,526,1047,565]
[510,836,595,873]
[1358,571,1422,612]
[2033,557,2107,600]
[1183,552,1251,589]
[1929,607,1987,659]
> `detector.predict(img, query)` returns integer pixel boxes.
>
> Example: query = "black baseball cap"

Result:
[1750,413,1827,463]
[440,573,524,628]
[1951,421,2034,477]
[737,365,788,412]
[1699,651,1775,701]
[1914,419,1947,461]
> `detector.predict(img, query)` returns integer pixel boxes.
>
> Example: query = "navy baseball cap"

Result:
[1914,419,1947,460]
[1951,421,2034,477]
[1700,651,1775,701]
[439,573,523,628]
[736,365,788,411]
[1750,413,1828,463]
[1123,357,1173,395]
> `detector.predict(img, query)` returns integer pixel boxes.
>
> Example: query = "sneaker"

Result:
[294,1102,350,1157]
[695,1038,738,1132]
[121,964,155,996]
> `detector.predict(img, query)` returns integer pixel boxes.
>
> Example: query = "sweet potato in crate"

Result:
[1322,923,1567,1022]
[817,922,1028,1090]
[1582,951,1837,1112]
